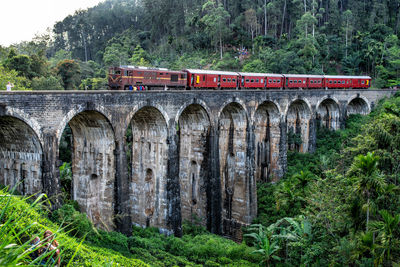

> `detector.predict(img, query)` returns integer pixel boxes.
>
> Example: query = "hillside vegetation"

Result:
[0,0,400,90]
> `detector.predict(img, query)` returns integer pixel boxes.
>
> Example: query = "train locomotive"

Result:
[108,65,371,90]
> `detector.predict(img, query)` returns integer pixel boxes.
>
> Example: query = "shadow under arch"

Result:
[60,110,116,231]
[286,99,312,153]
[0,115,43,195]
[218,102,250,234]
[254,100,281,182]
[128,106,168,229]
[316,98,341,130]
[347,96,370,116]
[177,103,211,229]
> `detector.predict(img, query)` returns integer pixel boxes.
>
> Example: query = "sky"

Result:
[0,0,104,47]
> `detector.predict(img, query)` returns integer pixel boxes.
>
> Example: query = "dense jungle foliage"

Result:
[1,0,400,90]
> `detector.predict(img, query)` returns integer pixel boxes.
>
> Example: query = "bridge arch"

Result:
[125,103,170,138]
[56,104,114,145]
[253,101,281,182]
[0,115,43,195]
[175,99,214,128]
[61,110,116,230]
[316,97,341,130]
[128,106,168,228]
[177,104,211,227]
[346,95,370,116]
[286,99,312,152]
[218,102,249,231]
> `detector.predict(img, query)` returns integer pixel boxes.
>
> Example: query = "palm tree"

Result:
[245,224,281,267]
[347,152,387,231]
[370,210,400,262]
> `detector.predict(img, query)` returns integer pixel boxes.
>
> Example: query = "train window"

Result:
[256,79,259,83]
[160,73,163,75]
[223,78,226,82]
[214,78,217,82]
[138,72,142,75]
[361,81,365,84]
[246,79,250,82]
[181,74,186,79]
[329,81,332,84]
[228,78,231,82]
[294,80,297,83]
[250,79,254,82]
[269,79,272,83]
[290,80,293,83]
[171,74,178,82]
[124,70,128,76]
[203,75,206,81]
[319,80,321,83]
[261,79,263,83]
[310,80,313,84]
[303,80,306,84]
[233,78,236,82]
[272,80,276,83]
[334,80,337,84]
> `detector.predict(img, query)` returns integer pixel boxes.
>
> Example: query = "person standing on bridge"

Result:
[6,81,14,91]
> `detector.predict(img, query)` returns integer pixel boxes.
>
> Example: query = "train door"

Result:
[241,76,245,88]
[285,77,288,89]
[190,74,194,87]
[264,77,267,88]
[236,77,239,89]
[218,75,221,88]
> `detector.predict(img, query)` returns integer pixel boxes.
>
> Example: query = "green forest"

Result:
[1,0,400,90]
[1,0,400,266]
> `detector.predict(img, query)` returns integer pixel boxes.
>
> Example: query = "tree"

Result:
[370,210,400,263]
[347,152,387,231]
[56,60,81,90]
[130,44,150,66]
[245,224,281,267]
[201,0,231,59]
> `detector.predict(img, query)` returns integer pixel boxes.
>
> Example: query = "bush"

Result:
[50,204,93,238]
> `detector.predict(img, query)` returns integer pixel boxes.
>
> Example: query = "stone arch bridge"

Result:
[0,89,395,238]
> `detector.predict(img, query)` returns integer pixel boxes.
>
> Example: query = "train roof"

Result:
[323,75,371,79]
[185,69,239,76]
[238,72,283,77]
[284,74,324,78]
[119,65,169,71]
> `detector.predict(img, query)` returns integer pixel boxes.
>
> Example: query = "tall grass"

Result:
[0,186,148,266]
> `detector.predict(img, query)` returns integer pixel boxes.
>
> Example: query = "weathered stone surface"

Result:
[69,111,115,230]
[178,104,210,226]
[0,116,42,195]
[130,107,168,229]
[0,89,395,237]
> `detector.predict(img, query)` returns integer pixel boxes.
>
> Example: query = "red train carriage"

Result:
[108,66,186,90]
[307,75,324,88]
[185,69,238,89]
[324,75,352,89]
[237,73,284,89]
[284,74,309,89]
[324,75,371,89]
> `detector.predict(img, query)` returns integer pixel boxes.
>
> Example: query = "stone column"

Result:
[167,119,182,237]
[208,125,222,234]
[114,137,132,235]
[42,132,61,209]
[246,123,257,221]
[279,116,287,178]
[308,109,317,153]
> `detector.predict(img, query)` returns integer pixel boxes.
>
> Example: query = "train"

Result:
[108,65,371,90]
